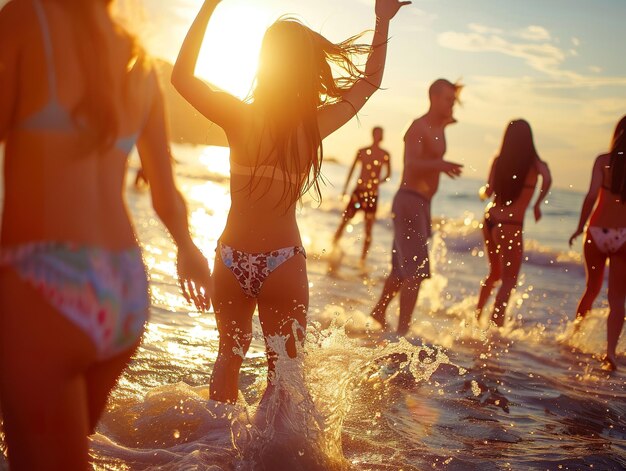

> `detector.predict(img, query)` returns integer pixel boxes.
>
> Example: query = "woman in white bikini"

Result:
[173,0,409,405]
[570,115,626,371]
[477,119,552,327]
[0,1,211,468]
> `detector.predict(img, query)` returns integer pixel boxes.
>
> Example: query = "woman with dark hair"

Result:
[570,116,626,371]
[476,119,552,326]
[0,0,211,468]
[172,0,409,405]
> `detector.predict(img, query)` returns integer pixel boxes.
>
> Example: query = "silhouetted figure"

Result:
[371,79,463,336]
[570,115,626,371]
[0,0,210,468]
[173,0,410,407]
[333,127,390,263]
[476,119,551,327]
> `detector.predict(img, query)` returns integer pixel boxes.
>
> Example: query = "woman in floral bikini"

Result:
[570,115,626,371]
[173,0,409,405]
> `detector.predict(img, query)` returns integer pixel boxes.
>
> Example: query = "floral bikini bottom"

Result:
[0,242,150,360]
[218,241,306,298]
[588,227,626,254]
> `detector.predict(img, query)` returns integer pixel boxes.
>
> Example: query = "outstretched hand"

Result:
[441,161,463,179]
[177,244,213,312]
[375,0,412,21]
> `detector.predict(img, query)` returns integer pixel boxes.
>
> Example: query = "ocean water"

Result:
[1,144,625,470]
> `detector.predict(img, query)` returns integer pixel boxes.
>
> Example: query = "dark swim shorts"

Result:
[343,188,378,218]
[390,188,432,280]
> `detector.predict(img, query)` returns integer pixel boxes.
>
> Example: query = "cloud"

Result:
[451,74,626,187]
[468,23,503,35]
[515,25,551,41]
[437,22,621,86]
[437,30,568,77]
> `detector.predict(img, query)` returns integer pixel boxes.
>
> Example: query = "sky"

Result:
[134,0,625,192]
[4,0,625,191]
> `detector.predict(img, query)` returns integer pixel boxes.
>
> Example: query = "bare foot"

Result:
[572,315,584,334]
[601,354,617,372]
[370,308,389,331]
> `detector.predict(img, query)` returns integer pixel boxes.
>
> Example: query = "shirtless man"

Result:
[371,79,463,336]
[333,127,391,262]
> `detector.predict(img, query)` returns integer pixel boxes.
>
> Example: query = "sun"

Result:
[193,0,273,100]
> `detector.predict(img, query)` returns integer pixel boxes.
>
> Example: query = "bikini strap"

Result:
[31,0,57,101]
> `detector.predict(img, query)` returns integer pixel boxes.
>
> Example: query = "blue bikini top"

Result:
[19,0,144,155]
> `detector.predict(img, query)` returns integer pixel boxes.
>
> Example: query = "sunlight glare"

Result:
[194,0,273,99]
[198,146,230,177]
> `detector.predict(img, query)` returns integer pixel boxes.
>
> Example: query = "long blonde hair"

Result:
[249,18,375,207]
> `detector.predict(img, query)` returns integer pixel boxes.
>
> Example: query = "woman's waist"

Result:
[1,206,138,251]
[487,198,531,214]
[589,208,626,229]
[219,223,303,252]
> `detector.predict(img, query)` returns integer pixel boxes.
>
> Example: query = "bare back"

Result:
[354,145,390,192]
[219,108,310,252]
[487,162,539,224]
[0,1,156,250]
[589,154,626,228]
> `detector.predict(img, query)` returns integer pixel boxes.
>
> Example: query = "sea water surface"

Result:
[1,144,625,470]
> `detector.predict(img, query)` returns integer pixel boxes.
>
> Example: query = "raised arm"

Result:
[532,159,552,222]
[569,155,604,246]
[137,73,212,311]
[317,0,410,139]
[172,0,245,133]
[0,1,22,141]
[342,151,362,196]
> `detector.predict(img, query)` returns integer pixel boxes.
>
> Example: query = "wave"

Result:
[431,217,582,270]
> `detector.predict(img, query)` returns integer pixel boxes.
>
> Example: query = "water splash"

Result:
[90,321,456,470]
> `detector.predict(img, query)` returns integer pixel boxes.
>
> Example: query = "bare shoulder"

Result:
[404,118,427,140]
[594,153,610,167]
